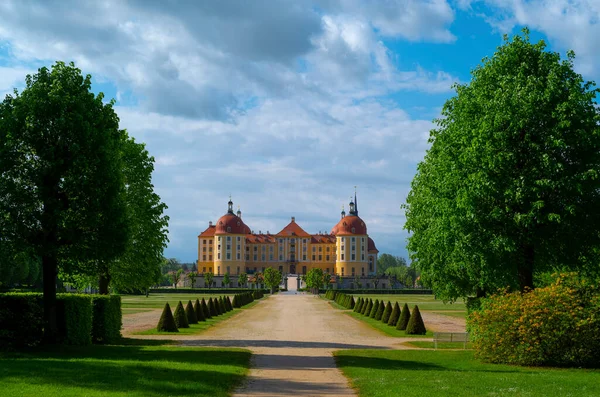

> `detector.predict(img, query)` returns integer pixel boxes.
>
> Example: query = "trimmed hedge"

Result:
[381,301,392,324]
[319,289,432,295]
[0,293,44,348]
[174,301,189,328]
[185,300,198,324]
[363,299,373,316]
[374,301,385,320]
[405,305,427,335]
[369,299,379,318]
[157,302,178,332]
[150,288,270,294]
[388,302,400,326]
[201,298,211,319]
[396,303,411,330]
[56,294,93,345]
[194,298,205,322]
[91,295,122,344]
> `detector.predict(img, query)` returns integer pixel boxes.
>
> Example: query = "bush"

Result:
[226,296,233,311]
[208,298,218,317]
[405,305,426,335]
[388,302,400,326]
[375,301,385,320]
[363,299,372,316]
[381,301,392,324]
[232,295,240,308]
[185,300,198,324]
[91,295,122,344]
[201,298,211,318]
[194,298,206,322]
[219,297,226,313]
[353,297,362,312]
[468,273,600,367]
[157,302,178,332]
[56,294,93,345]
[173,301,189,328]
[0,293,44,348]
[396,303,411,330]
[369,299,379,318]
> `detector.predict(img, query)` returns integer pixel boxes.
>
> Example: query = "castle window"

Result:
[326,246,330,252]
[318,255,322,261]
[362,254,365,260]
[318,246,322,252]
[218,253,221,260]
[237,221,240,226]
[362,267,365,276]
[218,245,221,250]
[209,255,212,260]
[351,227,355,233]
[226,244,231,250]
[341,254,345,260]
[246,254,250,260]
[218,237,221,242]
[352,245,355,251]
[351,254,355,260]
[262,254,265,261]
[254,254,257,261]
[312,255,316,261]
[341,245,345,251]
[237,244,241,250]
[303,255,306,260]
[203,247,206,252]
[203,255,206,261]
[226,253,231,260]
[352,237,355,242]
[209,240,213,244]
[352,267,355,276]
[326,255,330,261]
[341,268,344,276]
[254,246,258,252]
[237,236,241,242]
[237,253,241,260]
[279,255,283,260]
[227,227,231,232]
[312,246,316,252]
[227,236,231,241]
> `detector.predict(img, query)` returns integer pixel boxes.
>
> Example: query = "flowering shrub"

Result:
[468,273,600,367]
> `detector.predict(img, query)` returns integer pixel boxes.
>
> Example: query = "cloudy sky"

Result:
[1,1,599,263]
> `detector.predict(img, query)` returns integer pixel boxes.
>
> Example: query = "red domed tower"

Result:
[209,198,251,276]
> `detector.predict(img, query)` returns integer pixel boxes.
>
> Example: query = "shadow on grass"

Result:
[182,339,388,350]
[0,345,250,397]
[114,337,178,346]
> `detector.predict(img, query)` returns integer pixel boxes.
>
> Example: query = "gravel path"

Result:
[122,293,466,396]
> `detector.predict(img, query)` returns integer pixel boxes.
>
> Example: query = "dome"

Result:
[331,215,367,235]
[215,213,251,234]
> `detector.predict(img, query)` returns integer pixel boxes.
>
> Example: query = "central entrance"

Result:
[289,264,296,274]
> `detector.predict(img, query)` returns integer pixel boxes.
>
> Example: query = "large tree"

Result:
[404,30,600,301]
[0,62,129,340]
[263,268,282,294]
[95,131,169,294]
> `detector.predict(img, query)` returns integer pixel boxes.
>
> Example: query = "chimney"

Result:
[291,216,295,223]
[209,221,213,227]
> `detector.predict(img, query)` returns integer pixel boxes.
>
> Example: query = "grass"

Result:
[346,310,433,338]
[351,294,466,317]
[0,339,251,397]
[334,349,600,397]
[121,293,236,311]
[135,300,260,335]
[402,341,473,349]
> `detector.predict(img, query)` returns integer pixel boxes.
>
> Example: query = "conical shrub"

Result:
[354,298,363,313]
[209,298,218,317]
[219,297,226,314]
[381,301,392,324]
[232,295,240,308]
[363,299,373,316]
[370,299,379,318]
[185,300,198,324]
[201,298,211,319]
[375,301,385,320]
[396,303,411,330]
[194,299,206,322]
[388,302,400,326]
[405,305,427,335]
[174,301,189,328]
[349,296,355,309]
[157,302,178,332]
[226,296,233,311]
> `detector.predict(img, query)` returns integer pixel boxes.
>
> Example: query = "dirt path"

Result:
[420,311,466,333]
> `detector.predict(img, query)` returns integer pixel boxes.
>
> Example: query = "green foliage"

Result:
[187,272,198,288]
[0,62,130,340]
[156,302,178,332]
[91,295,122,344]
[403,30,600,301]
[226,296,233,311]
[0,293,44,348]
[238,272,248,287]
[194,298,206,322]
[222,272,230,288]
[405,305,427,335]
[375,301,385,320]
[201,298,211,319]
[349,296,355,309]
[354,297,363,313]
[362,299,373,316]
[468,273,600,367]
[204,272,214,289]
[377,254,408,273]
[173,301,189,328]
[208,298,218,317]
[56,294,93,345]
[263,268,282,293]
[185,300,198,324]
[218,297,226,314]
[381,301,392,323]
[369,299,379,318]
[232,295,240,308]
[304,268,324,293]
[388,302,401,326]
[396,303,411,330]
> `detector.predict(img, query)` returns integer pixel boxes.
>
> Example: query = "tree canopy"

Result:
[263,268,282,293]
[403,30,600,301]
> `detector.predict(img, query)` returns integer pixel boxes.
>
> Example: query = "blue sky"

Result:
[1,0,599,263]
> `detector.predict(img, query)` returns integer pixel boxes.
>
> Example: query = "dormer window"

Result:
[227,226,231,232]
[351,227,356,233]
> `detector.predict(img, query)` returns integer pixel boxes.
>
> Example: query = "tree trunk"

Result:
[99,273,111,295]
[518,243,535,291]
[42,255,58,344]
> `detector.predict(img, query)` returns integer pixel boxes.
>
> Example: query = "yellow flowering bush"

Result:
[468,273,600,367]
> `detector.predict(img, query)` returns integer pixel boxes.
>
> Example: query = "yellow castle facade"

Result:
[197,196,378,276]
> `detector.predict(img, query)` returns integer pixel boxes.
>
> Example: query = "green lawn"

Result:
[335,350,600,397]
[121,293,237,311]
[345,310,433,338]
[0,339,251,397]
[135,300,260,335]
[402,341,473,349]
[351,294,466,317]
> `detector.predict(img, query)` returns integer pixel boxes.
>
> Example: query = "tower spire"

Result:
[354,186,358,215]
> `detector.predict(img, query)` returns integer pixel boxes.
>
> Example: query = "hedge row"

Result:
[0,293,122,348]
[157,295,236,332]
[322,289,432,295]
[325,293,427,335]
[149,288,270,294]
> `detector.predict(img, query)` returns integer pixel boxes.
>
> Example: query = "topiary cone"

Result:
[396,303,411,330]
[405,305,427,335]
[349,296,355,309]
[194,299,206,322]
[219,297,226,314]
[201,298,211,319]
[226,296,233,311]
[381,301,392,323]
[375,300,385,320]
[388,302,400,326]
[185,300,198,324]
[363,299,372,316]
[157,302,179,332]
[174,301,189,328]
[354,298,363,313]
[208,298,218,317]
[232,295,239,308]
[370,299,379,318]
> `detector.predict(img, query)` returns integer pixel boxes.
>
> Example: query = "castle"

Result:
[197,195,378,277]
